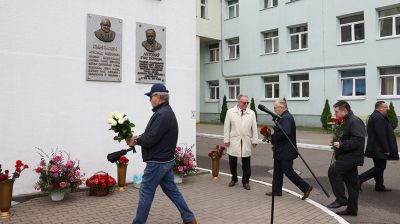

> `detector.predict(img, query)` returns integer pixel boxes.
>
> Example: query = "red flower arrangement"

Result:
[208,145,225,159]
[330,117,345,145]
[86,172,117,196]
[173,144,197,176]
[260,125,272,143]
[0,160,28,182]
[116,155,129,166]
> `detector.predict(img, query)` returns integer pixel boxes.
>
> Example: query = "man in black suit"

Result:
[327,100,365,216]
[359,101,399,192]
[265,99,313,200]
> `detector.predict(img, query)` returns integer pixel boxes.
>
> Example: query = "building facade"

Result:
[199,0,400,126]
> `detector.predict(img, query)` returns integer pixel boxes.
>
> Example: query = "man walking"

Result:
[359,101,399,192]
[224,94,258,190]
[126,83,197,224]
[265,99,313,200]
[327,100,365,216]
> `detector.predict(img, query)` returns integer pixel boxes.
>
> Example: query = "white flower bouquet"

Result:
[108,112,135,142]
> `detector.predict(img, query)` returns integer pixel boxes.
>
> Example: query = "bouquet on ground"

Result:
[34,148,84,194]
[116,155,129,167]
[208,145,226,159]
[260,125,272,143]
[0,160,29,182]
[108,112,135,143]
[330,117,345,164]
[173,144,198,176]
[86,172,117,196]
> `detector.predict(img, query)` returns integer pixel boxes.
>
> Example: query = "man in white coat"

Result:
[224,94,258,190]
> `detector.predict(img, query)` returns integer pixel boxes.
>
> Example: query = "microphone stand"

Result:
[269,117,330,224]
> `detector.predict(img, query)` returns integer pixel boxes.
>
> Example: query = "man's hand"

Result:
[333,141,340,149]
[225,142,230,147]
[126,136,139,147]
[252,144,257,149]
[384,151,390,156]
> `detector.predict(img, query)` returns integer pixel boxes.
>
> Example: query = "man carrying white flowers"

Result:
[126,83,197,224]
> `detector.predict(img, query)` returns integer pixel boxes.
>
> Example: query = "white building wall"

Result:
[0,0,196,195]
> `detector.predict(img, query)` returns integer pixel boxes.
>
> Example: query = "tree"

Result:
[250,97,257,121]
[387,101,398,130]
[220,95,228,123]
[320,99,332,130]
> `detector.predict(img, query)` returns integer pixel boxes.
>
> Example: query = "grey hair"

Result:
[274,99,287,109]
[237,94,249,101]
[154,92,169,102]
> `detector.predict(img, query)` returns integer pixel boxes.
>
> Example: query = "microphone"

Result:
[258,104,281,120]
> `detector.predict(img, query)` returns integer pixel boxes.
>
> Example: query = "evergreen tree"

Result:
[387,101,398,130]
[220,95,228,123]
[250,97,257,121]
[320,99,332,130]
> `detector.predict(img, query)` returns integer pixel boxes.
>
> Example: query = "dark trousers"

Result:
[272,159,310,193]
[229,155,251,184]
[359,159,387,190]
[328,160,359,215]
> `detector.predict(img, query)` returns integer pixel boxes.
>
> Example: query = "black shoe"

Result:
[336,210,357,216]
[243,183,250,190]
[265,192,282,196]
[228,180,238,187]
[301,186,313,200]
[327,201,346,209]
[375,188,392,192]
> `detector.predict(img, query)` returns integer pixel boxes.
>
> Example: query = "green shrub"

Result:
[387,101,398,129]
[250,97,257,121]
[220,95,228,123]
[320,99,332,130]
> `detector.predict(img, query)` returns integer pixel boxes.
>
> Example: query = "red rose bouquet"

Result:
[208,145,225,159]
[116,155,129,166]
[86,172,117,196]
[260,125,272,143]
[330,117,345,164]
[0,160,28,182]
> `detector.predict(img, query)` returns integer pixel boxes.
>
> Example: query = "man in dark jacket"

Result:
[327,100,365,216]
[359,101,399,192]
[265,99,313,200]
[126,84,197,224]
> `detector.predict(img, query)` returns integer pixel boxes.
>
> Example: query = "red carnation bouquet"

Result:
[0,160,28,182]
[260,125,272,143]
[208,145,226,159]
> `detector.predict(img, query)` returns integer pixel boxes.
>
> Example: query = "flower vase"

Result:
[211,158,220,180]
[117,164,127,192]
[0,180,14,218]
[174,175,183,184]
[50,192,65,201]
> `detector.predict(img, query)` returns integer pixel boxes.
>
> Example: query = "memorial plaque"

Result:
[135,23,166,84]
[86,14,122,82]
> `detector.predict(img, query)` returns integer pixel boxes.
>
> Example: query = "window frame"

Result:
[227,79,240,100]
[207,80,220,101]
[289,74,309,99]
[340,69,366,98]
[264,0,278,9]
[378,13,400,38]
[379,67,400,97]
[289,25,308,51]
[227,0,239,19]
[339,15,365,43]
[227,38,240,60]
[200,0,207,19]
[263,30,279,54]
[209,44,220,63]
[263,76,279,99]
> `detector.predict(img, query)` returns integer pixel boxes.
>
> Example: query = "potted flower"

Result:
[0,161,28,218]
[34,149,84,201]
[173,144,197,183]
[86,172,117,196]
[208,145,226,180]
[116,155,129,192]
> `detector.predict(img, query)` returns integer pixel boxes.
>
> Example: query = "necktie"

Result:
[241,110,244,117]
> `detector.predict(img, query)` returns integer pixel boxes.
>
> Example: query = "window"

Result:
[227,79,240,99]
[263,30,279,54]
[200,0,207,19]
[289,25,308,50]
[209,43,219,62]
[340,69,366,97]
[378,7,400,38]
[264,0,277,8]
[380,66,400,96]
[227,38,240,59]
[290,74,309,98]
[339,14,364,43]
[227,0,239,19]
[207,80,219,100]
[264,76,279,99]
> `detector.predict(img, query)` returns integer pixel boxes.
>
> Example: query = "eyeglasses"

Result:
[240,101,249,105]
[149,94,158,100]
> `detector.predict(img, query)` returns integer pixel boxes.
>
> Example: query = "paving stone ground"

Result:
[0,173,340,224]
